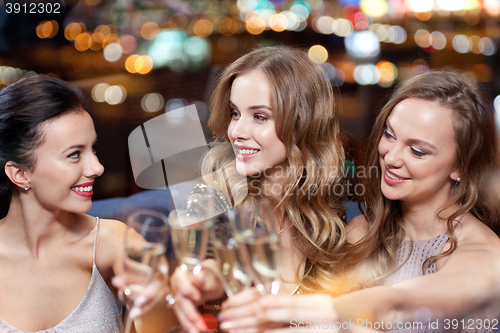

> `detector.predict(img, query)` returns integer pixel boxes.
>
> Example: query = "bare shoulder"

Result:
[454,213,500,249]
[92,217,127,273]
[346,215,368,244]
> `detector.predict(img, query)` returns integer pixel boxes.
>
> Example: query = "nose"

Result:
[380,140,404,169]
[84,153,105,178]
[228,117,251,141]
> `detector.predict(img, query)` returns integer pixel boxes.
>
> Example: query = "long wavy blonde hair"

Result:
[341,70,500,291]
[201,46,347,293]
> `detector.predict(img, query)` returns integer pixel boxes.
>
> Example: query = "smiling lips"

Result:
[384,168,410,186]
[235,147,260,161]
[71,182,94,197]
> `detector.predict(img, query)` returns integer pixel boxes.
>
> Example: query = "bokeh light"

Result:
[105,85,127,105]
[308,45,328,64]
[65,22,86,41]
[345,31,380,58]
[430,31,447,50]
[103,43,123,62]
[92,83,110,103]
[354,64,379,85]
[405,0,434,12]
[136,56,154,74]
[125,55,140,73]
[332,18,353,37]
[141,22,160,40]
[452,34,472,53]
[36,20,59,39]
[75,32,92,51]
[360,0,389,17]
[141,93,165,112]
[376,60,397,87]
[479,37,497,56]
[120,35,138,54]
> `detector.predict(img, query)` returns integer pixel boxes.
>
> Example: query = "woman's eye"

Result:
[230,110,240,119]
[383,130,394,139]
[410,147,427,157]
[254,114,268,121]
[68,151,80,159]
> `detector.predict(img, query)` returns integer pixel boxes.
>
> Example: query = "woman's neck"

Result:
[400,199,460,240]
[0,195,74,256]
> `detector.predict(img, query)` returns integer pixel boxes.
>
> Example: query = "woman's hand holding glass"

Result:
[218,289,339,333]
[119,209,171,333]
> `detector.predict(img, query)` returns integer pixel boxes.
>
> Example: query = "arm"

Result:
[334,227,500,326]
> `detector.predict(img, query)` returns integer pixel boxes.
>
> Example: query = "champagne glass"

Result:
[211,209,251,297]
[169,209,213,274]
[123,209,170,333]
[232,199,281,295]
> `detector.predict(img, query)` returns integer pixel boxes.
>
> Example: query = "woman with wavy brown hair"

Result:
[169,45,348,332]
[216,70,500,333]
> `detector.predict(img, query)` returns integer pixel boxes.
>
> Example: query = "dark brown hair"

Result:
[0,74,86,217]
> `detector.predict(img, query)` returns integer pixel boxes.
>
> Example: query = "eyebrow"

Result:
[386,120,437,152]
[62,137,98,154]
[229,100,272,111]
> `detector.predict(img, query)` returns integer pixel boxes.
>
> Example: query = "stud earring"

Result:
[24,185,30,191]
[456,177,461,182]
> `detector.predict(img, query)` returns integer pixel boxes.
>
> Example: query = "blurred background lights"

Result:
[183,37,211,65]
[430,31,447,50]
[75,32,92,51]
[308,45,328,64]
[405,0,434,12]
[141,93,165,113]
[345,31,380,58]
[291,1,311,20]
[479,37,497,56]
[103,43,123,62]
[360,0,388,17]
[104,85,127,105]
[36,21,59,39]
[484,0,500,16]
[351,11,371,30]
[141,22,160,40]
[315,16,334,34]
[64,22,85,41]
[354,64,379,85]
[92,83,110,103]
[376,61,397,87]
[135,56,154,74]
[387,26,407,44]
[120,35,138,54]
[452,35,472,53]
[165,99,189,123]
[332,18,353,37]
[435,0,465,11]
[415,29,431,48]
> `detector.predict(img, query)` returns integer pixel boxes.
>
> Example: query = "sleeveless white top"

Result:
[0,217,124,333]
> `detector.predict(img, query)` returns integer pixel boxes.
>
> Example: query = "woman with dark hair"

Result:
[169,45,348,332]
[0,74,172,333]
[216,70,500,333]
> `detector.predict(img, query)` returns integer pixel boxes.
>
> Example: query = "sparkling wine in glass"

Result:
[212,209,251,297]
[169,209,213,274]
[233,199,281,295]
[123,209,169,333]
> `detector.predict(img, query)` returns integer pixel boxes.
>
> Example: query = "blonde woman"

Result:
[170,46,348,332]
